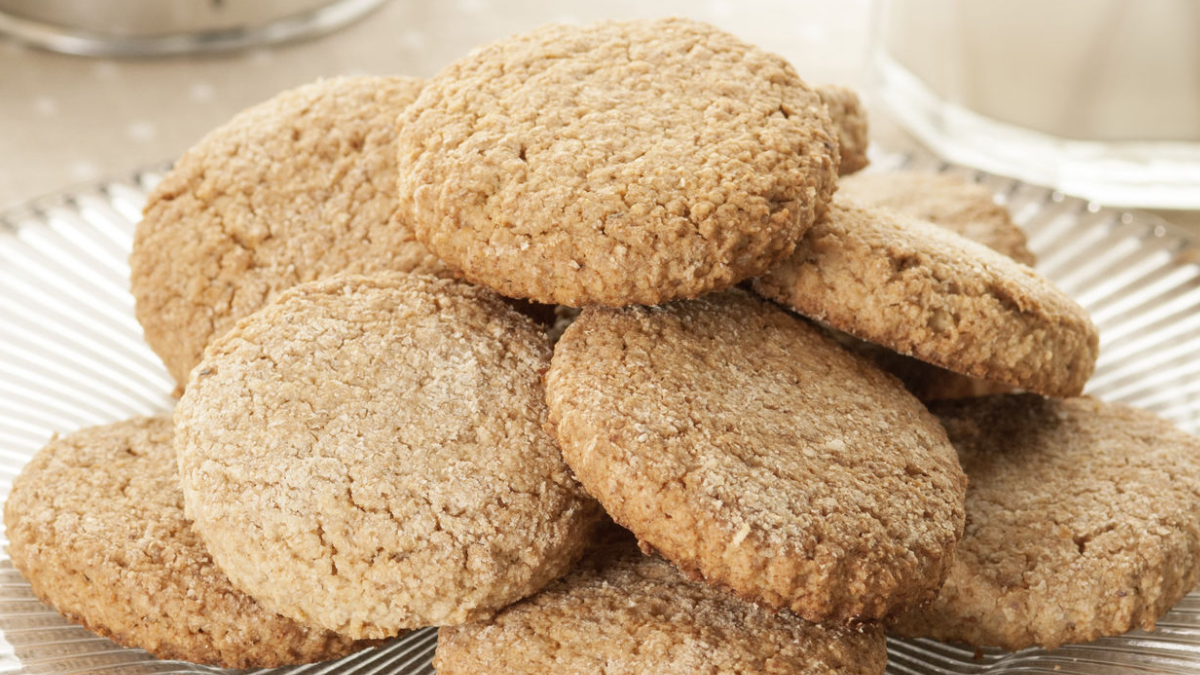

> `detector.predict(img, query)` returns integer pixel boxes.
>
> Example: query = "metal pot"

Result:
[0,0,390,57]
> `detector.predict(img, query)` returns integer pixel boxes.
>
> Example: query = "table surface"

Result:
[1,0,1195,229]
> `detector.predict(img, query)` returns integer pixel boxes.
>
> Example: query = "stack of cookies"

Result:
[7,17,1200,674]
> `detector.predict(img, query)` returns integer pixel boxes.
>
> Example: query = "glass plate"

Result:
[2,152,1200,674]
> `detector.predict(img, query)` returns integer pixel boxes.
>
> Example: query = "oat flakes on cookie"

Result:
[4,417,369,668]
[131,76,449,388]
[174,273,601,639]
[396,18,839,306]
[753,202,1099,398]
[435,527,887,675]
[545,289,967,623]
[891,394,1200,650]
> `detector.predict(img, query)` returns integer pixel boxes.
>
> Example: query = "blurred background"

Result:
[0,0,1196,224]
[0,0,870,209]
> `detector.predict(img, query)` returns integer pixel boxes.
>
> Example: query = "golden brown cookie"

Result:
[3,416,368,668]
[131,76,449,388]
[753,202,1099,398]
[435,529,887,674]
[396,18,839,307]
[891,395,1200,650]
[175,273,601,639]
[817,84,869,175]
[545,290,967,623]
[832,170,1034,399]
[838,171,1035,265]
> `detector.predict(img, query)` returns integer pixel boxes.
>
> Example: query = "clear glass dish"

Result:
[0,0,390,57]
[2,151,1200,674]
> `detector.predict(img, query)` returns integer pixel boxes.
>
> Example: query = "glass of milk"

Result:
[874,0,1200,208]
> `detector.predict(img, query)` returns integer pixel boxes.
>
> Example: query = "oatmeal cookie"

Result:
[396,18,839,306]
[436,529,887,674]
[131,76,449,388]
[817,84,869,175]
[891,395,1200,650]
[545,290,966,623]
[830,170,1038,399]
[175,273,601,639]
[753,202,1098,397]
[4,416,369,667]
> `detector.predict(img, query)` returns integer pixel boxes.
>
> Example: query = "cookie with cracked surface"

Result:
[396,17,839,307]
[817,84,869,175]
[545,289,967,623]
[131,76,450,389]
[837,171,1035,265]
[3,416,369,668]
[435,529,887,674]
[752,202,1098,398]
[891,394,1200,650]
[175,272,601,639]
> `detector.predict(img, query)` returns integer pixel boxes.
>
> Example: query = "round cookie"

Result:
[890,395,1200,650]
[837,171,1035,265]
[752,202,1099,398]
[545,289,967,623]
[175,273,601,639]
[3,416,368,668]
[816,84,869,176]
[132,76,450,388]
[832,170,1033,399]
[396,18,839,307]
[435,528,887,674]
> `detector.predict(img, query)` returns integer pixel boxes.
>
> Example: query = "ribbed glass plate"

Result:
[1,152,1199,674]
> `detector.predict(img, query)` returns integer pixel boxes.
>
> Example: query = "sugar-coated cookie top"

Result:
[175,272,601,639]
[546,290,967,623]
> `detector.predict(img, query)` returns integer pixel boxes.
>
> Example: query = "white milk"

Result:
[875,0,1200,207]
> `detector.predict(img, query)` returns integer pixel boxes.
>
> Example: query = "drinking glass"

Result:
[874,0,1200,208]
